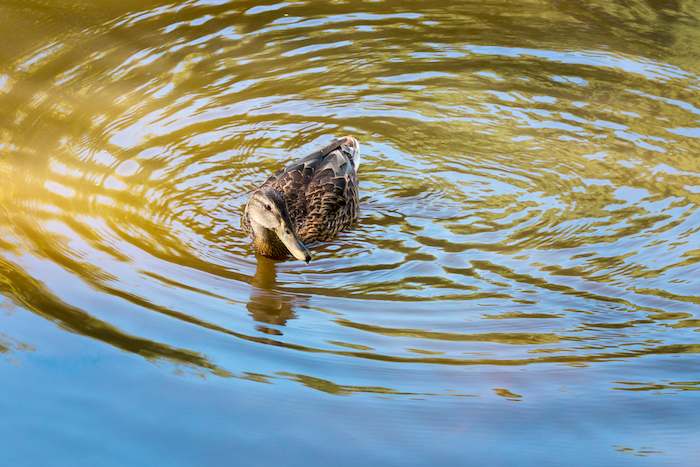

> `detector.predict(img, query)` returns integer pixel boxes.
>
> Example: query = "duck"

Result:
[242,135,360,262]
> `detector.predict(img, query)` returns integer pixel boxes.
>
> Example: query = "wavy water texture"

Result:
[0,0,699,403]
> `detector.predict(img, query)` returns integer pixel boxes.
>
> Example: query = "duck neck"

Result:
[251,222,289,259]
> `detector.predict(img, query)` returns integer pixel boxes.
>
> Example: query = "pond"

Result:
[1,1,699,465]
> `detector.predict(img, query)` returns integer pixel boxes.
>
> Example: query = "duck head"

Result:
[244,188,311,263]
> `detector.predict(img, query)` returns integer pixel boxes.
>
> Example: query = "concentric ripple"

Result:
[1,0,699,397]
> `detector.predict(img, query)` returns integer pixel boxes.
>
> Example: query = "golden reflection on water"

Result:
[247,257,299,333]
[0,0,699,402]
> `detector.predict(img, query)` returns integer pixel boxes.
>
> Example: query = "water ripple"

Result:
[0,0,699,399]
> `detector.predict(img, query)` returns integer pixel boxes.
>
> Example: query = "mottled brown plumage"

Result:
[242,136,360,261]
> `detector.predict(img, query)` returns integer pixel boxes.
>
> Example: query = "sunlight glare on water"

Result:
[0,1,699,466]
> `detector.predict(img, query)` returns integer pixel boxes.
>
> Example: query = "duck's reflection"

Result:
[247,256,300,335]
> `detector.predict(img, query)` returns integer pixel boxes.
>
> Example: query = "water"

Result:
[1,1,699,465]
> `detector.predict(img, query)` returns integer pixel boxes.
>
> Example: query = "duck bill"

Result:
[275,226,311,263]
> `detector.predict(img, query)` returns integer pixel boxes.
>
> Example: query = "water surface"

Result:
[1,1,700,465]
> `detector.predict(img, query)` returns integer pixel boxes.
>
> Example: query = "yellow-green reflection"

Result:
[0,0,698,399]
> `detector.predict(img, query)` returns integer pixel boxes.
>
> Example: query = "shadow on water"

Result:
[247,256,302,334]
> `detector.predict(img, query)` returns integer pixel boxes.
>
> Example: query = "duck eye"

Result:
[265,204,272,211]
